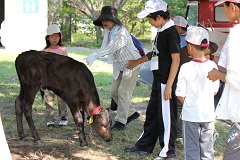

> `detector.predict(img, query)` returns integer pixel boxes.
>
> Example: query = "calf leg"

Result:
[22,85,40,142]
[69,107,88,146]
[15,95,25,140]
[23,99,40,142]
[80,111,87,145]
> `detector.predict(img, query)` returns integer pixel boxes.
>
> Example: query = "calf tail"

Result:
[15,55,24,100]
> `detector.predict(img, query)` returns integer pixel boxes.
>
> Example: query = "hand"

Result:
[164,85,172,101]
[85,52,99,66]
[207,68,220,82]
[125,60,138,70]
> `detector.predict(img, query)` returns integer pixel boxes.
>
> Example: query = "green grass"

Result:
[0,48,229,160]
[70,30,153,51]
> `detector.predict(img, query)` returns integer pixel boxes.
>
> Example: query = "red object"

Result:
[186,0,237,33]
[91,106,103,115]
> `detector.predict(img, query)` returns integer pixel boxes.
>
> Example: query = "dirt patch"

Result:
[3,102,164,160]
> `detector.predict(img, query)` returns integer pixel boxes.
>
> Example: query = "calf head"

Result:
[88,108,112,142]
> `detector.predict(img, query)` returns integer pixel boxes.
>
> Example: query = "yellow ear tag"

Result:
[87,116,93,124]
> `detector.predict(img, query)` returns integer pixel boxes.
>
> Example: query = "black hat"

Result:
[93,6,122,26]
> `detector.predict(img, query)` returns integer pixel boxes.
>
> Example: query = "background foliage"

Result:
[47,0,187,45]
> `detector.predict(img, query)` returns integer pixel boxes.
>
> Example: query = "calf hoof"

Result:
[19,134,27,140]
[33,137,41,143]
[81,145,89,149]
[80,142,89,148]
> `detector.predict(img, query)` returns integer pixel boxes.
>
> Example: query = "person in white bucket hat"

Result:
[176,26,219,160]
[43,24,69,127]
[124,0,180,159]
[208,1,240,159]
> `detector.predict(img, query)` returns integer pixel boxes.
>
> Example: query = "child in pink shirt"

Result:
[43,24,68,126]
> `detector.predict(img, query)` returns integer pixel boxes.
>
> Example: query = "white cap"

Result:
[185,26,209,47]
[173,16,188,28]
[47,24,61,35]
[137,0,168,18]
[215,0,240,6]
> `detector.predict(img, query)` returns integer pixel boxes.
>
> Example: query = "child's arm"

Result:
[126,52,151,69]
[177,96,185,104]
[175,63,186,104]
[164,53,180,100]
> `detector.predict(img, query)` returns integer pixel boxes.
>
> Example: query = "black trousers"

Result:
[136,81,177,156]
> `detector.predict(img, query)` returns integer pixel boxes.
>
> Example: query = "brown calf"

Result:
[14,50,112,146]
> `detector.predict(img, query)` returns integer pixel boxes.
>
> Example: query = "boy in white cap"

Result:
[43,24,69,127]
[173,16,191,66]
[173,16,190,144]
[173,16,219,144]
[208,1,240,159]
[124,0,180,159]
[176,26,219,160]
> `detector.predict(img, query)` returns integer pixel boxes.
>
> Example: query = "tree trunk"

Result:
[95,26,102,43]
[0,0,4,22]
[0,0,4,47]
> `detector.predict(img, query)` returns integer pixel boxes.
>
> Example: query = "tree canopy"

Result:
[48,0,187,43]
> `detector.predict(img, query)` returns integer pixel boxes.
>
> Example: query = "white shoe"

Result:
[47,121,54,126]
[58,117,68,126]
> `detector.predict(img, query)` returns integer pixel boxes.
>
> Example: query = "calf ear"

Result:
[105,107,110,112]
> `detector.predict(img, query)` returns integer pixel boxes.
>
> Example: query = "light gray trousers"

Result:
[183,120,215,160]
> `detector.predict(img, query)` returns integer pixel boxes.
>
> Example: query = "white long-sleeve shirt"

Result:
[215,24,240,122]
[96,26,144,80]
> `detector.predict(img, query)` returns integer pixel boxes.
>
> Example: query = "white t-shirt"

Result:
[176,59,219,122]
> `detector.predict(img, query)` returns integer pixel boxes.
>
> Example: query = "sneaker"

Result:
[127,112,140,124]
[58,117,68,126]
[153,153,176,160]
[47,121,54,127]
[111,121,126,131]
[124,146,150,155]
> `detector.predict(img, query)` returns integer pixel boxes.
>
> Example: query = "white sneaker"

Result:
[47,121,54,126]
[58,117,68,126]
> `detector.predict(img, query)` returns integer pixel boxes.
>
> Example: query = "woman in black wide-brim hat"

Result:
[85,6,143,131]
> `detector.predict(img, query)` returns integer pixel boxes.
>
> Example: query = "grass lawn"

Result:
[0,48,229,160]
